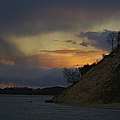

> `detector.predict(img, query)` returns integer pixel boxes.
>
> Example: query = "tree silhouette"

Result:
[117,31,120,48]
[63,68,81,85]
[108,32,116,50]
[108,31,120,50]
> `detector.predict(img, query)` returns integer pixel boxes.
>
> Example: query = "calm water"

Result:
[0,95,120,120]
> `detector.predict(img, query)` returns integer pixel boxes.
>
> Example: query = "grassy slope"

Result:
[53,48,120,105]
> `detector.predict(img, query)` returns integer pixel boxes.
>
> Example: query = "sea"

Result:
[0,95,120,120]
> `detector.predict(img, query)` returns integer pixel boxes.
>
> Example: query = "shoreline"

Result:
[48,98,120,109]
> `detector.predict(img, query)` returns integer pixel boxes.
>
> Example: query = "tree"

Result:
[63,63,96,85]
[78,63,96,76]
[117,31,120,48]
[63,68,81,85]
[107,31,116,50]
[107,31,120,50]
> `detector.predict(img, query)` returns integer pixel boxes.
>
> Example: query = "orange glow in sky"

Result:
[32,50,107,68]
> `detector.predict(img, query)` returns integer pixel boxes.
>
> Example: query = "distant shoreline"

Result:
[0,86,65,96]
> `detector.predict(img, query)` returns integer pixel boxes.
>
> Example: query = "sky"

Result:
[0,0,120,87]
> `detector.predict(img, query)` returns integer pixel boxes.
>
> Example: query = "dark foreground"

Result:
[0,95,120,120]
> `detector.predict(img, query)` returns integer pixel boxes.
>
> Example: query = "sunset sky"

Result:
[0,0,120,87]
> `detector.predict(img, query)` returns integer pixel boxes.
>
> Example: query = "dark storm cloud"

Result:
[0,37,24,57]
[0,0,33,36]
[0,63,66,88]
[79,30,117,50]
[0,0,120,36]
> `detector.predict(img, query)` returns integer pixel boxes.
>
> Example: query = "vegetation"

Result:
[53,47,120,105]
[63,63,96,85]
[78,63,96,76]
[107,31,120,50]
[63,68,80,85]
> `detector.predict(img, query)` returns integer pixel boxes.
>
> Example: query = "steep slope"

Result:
[54,48,120,104]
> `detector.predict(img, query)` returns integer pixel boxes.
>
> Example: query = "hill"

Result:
[53,48,120,104]
[0,86,65,95]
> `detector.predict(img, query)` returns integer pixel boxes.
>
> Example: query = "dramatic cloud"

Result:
[79,30,118,50]
[0,37,24,57]
[0,64,66,88]
[32,49,106,68]
[64,40,77,45]
[0,0,120,36]
[0,0,119,87]
[39,49,101,55]
[80,41,90,47]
